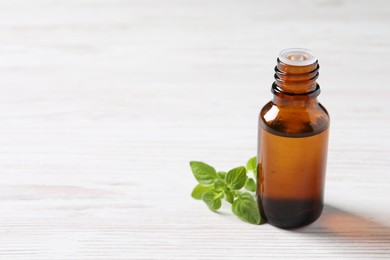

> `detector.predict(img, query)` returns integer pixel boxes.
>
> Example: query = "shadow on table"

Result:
[296,204,390,246]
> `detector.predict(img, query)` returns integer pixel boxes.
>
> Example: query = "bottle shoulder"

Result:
[259,100,330,137]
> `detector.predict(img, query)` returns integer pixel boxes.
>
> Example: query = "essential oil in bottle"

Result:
[257,48,330,229]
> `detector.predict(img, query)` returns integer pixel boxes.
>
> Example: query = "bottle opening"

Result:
[278,48,317,66]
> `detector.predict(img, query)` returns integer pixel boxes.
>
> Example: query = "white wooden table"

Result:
[0,0,389,259]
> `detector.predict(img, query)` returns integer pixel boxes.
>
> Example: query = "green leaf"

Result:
[189,158,263,225]
[202,191,222,211]
[225,166,247,190]
[246,157,257,172]
[246,156,257,180]
[214,179,226,192]
[190,161,217,185]
[244,178,256,192]
[232,192,261,224]
[217,171,226,180]
[191,184,214,200]
[224,189,234,204]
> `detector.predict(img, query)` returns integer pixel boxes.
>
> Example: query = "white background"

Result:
[0,0,389,259]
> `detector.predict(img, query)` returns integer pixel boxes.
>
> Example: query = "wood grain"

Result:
[0,0,389,259]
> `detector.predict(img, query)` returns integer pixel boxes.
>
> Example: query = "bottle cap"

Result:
[278,48,317,66]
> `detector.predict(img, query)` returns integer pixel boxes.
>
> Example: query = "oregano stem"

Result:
[190,157,261,225]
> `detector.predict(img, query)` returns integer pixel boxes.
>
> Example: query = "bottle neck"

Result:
[273,95,318,107]
[272,58,320,104]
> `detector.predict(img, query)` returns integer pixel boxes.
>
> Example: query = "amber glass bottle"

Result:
[257,48,330,229]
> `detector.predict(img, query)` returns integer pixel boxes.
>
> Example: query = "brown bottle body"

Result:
[257,53,330,228]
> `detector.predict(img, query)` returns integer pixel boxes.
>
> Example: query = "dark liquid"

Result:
[257,197,323,229]
[257,129,329,228]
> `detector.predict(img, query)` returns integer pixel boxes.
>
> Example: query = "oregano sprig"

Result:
[190,157,261,224]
